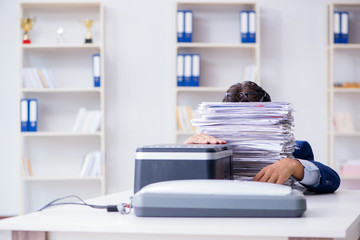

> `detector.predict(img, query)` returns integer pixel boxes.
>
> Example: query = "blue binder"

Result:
[334,11,341,43]
[28,99,38,132]
[341,11,349,44]
[248,11,256,43]
[92,54,101,87]
[191,54,200,86]
[20,98,29,132]
[184,11,193,42]
[177,10,185,42]
[177,54,185,86]
[240,11,248,43]
[183,54,192,86]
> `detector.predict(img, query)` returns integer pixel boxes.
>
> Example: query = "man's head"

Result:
[222,81,271,102]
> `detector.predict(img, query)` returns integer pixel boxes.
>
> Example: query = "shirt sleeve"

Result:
[297,159,321,187]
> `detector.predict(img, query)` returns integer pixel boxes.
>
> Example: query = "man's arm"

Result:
[253,158,304,184]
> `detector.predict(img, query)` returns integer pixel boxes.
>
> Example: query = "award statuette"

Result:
[80,19,95,44]
[21,17,36,44]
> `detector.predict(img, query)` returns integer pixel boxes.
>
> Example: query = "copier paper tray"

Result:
[132,180,307,218]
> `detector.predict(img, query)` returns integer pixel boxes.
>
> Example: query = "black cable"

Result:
[38,195,132,214]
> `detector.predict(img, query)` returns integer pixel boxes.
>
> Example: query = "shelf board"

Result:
[176,86,228,92]
[332,132,360,137]
[331,88,360,93]
[329,44,360,50]
[340,175,360,180]
[21,44,101,50]
[21,132,101,137]
[20,88,102,93]
[177,42,257,49]
[22,176,103,181]
[20,2,101,8]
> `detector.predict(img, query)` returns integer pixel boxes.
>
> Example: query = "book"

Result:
[28,99,38,132]
[177,106,196,132]
[242,65,257,82]
[177,10,185,42]
[72,108,87,132]
[92,54,101,87]
[240,11,248,43]
[20,98,29,132]
[79,151,102,177]
[72,108,101,132]
[248,11,256,43]
[184,54,192,86]
[184,11,193,42]
[340,11,349,44]
[341,160,360,176]
[333,112,355,132]
[191,54,200,86]
[334,11,341,43]
[177,54,184,86]
[24,158,33,176]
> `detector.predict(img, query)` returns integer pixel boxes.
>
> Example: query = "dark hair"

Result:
[222,81,271,102]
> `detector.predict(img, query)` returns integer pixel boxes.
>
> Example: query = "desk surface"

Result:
[0,190,360,240]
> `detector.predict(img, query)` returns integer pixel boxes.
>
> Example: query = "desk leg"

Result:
[12,231,46,240]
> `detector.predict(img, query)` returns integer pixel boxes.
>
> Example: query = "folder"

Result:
[92,54,101,87]
[341,11,349,44]
[248,11,256,43]
[28,99,38,132]
[20,98,29,132]
[177,54,185,86]
[184,11,193,42]
[191,54,200,86]
[333,11,341,44]
[177,10,185,42]
[240,11,248,43]
[184,54,192,86]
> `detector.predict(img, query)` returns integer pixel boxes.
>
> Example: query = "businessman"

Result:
[185,81,340,193]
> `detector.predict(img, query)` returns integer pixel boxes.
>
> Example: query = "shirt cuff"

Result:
[297,159,320,187]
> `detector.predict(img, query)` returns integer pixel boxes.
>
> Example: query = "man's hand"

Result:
[253,158,304,184]
[184,133,227,144]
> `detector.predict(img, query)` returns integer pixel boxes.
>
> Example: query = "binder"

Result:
[248,11,256,43]
[177,54,185,86]
[28,99,38,132]
[184,11,193,42]
[92,54,101,87]
[191,54,200,86]
[184,54,192,86]
[177,10,185,42]
[334,11,341,44]
[20,98,29,132]
[341,11,349,44]
[240,11,248,43]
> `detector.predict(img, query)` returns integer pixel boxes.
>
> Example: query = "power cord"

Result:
[38,195,132,214]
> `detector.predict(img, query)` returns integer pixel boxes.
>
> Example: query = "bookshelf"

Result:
[174,1,260,143]
[327,3,360,181]
[19,2,105,213]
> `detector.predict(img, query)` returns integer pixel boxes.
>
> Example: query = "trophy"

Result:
[80,19,95,44]
[21,17,36,44]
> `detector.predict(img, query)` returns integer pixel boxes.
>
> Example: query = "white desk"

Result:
[0,190,360,240]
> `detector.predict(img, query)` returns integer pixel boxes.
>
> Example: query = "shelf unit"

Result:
[174,1,260,143]
[19,2,105,213]
[327,3,360,180]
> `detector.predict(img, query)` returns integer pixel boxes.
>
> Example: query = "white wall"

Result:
[0,0,358,215]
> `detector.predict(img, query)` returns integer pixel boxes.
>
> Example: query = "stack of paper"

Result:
[192,102,296,180]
